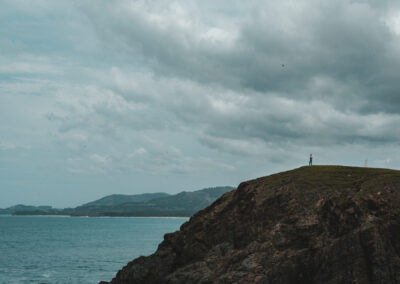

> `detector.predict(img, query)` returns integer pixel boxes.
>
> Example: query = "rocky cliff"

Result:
[102,166,400,284]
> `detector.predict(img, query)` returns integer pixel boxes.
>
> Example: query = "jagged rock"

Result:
[102,166,400,284]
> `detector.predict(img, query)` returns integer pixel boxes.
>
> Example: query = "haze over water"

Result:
[0,215,187,283]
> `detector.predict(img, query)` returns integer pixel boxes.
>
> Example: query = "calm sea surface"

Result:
[0,215,188,284]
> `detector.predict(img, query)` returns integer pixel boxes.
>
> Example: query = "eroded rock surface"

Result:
[102,166,400,284]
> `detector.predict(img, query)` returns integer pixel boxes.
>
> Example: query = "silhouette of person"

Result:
[309,154,313,166]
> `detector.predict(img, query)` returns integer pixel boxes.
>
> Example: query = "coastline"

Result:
[2,214,189,218]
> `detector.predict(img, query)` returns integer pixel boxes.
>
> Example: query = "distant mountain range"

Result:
[0,186,234,217]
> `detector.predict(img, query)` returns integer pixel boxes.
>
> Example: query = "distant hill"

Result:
[78,193,170,207]
[147,187,231,212]
[7,186,235,217]
[0,208,9,214]
[0,205,58,215]
[71,186,234,217]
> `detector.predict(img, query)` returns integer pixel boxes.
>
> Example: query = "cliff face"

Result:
[102,166,400,284]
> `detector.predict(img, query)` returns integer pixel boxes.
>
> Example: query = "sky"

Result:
[1,0,400,208]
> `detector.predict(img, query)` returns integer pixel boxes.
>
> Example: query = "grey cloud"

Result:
[75,0,400,154]
[82,0,400,115]
[3,0,400,207]
[65,136,234,175]
[5,0,400,175]
[101,69,400,149]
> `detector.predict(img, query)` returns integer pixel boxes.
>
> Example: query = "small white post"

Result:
[364,160,368,168]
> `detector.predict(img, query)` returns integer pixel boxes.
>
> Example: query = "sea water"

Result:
[0,215,188,284]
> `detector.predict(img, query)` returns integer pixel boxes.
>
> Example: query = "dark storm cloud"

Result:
[82,1,400,107]
[77,0,400,151]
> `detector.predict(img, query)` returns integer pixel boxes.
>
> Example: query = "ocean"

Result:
[0,215,188,284]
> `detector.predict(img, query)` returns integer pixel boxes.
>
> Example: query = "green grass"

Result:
[247,165,400,200]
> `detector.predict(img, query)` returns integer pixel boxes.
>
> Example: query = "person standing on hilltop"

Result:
[309,154,313,166]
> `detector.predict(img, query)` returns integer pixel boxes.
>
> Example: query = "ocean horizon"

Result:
[0,215,187,283]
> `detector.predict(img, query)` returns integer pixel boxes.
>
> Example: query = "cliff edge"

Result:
[102,166,400,284]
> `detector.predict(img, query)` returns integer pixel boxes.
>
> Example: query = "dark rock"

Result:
[102,166,400,284]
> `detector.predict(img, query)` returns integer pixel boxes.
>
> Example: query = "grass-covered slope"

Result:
[103,166,400,284]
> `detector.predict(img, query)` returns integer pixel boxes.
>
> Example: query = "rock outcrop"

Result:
[102,166,400,284]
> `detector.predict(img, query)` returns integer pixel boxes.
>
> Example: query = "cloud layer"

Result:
[1,0,400,206]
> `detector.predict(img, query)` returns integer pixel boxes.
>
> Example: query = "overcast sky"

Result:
[1,0,400,208]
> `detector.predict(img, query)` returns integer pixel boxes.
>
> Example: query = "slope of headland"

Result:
[102,166,400,284]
